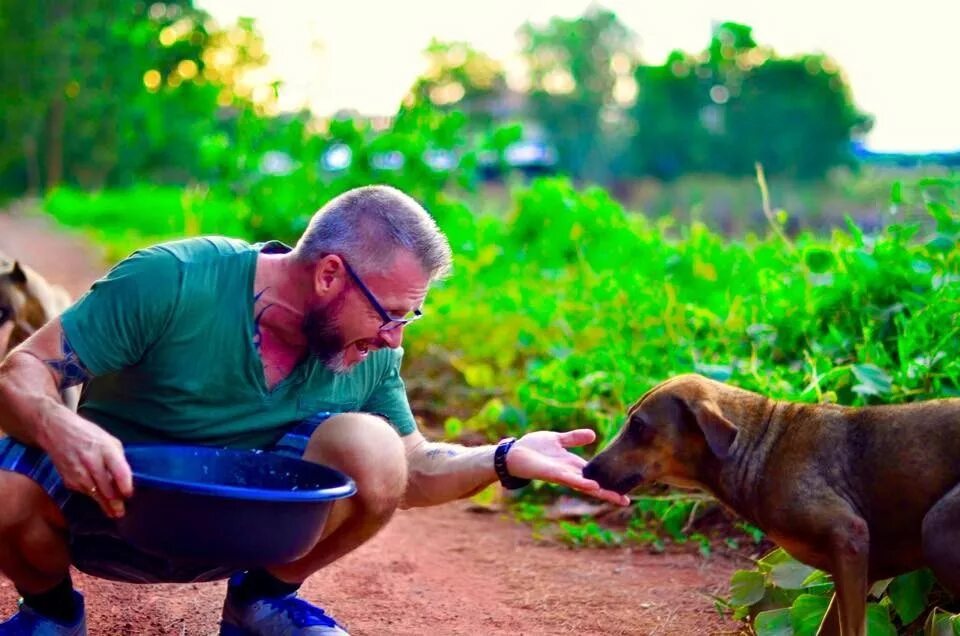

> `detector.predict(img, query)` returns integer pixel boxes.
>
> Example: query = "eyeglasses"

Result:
[341,258,423,332]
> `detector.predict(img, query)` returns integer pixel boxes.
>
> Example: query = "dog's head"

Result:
[0,257,33,358]
[583,374,740,495]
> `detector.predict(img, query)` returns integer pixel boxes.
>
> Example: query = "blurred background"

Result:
[3,2,960,630]
[3,0,960,478]
[2,0,957,232]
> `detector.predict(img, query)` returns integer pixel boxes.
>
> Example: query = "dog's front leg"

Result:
[828,516,870,636]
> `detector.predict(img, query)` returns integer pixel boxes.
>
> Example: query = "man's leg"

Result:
[0,472,71,592]
[0,469,85,634]
[221,413,407,635]
[274,412,407,580]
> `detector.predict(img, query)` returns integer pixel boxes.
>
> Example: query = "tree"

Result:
[0,0,271,193]
[519,7,639,183]
[629,21,872,180]
[405,39,508,128]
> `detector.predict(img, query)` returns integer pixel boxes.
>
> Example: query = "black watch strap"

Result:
[494,437,531,490]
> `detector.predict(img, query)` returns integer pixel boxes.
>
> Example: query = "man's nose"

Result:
[380,325,404,349]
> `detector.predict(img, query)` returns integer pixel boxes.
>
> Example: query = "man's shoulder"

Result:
[145,236,254,264]
[369,347,405,373]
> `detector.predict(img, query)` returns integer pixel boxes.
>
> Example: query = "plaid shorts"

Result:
[0,412,332,584]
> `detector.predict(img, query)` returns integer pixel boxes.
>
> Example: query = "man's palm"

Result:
[508,430,630,506]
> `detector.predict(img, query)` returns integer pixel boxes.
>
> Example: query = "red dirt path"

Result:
[0,206,744,635]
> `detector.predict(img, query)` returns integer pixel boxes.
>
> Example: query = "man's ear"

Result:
[688,398,738,459]
[313,255,345,296]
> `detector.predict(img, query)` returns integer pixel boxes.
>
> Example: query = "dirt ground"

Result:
[0,206,744,635]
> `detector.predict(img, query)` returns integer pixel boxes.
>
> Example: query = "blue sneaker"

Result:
[0,591,86,636]
[219,574,348,636]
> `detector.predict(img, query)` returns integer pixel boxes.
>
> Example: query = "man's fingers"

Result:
[104,448,134,498]
[557,429,597,448]
[550,468,603,493]
[90,491,121,518]
[552,469,631,506]
[563,454,588,470]
[80,451,118,499]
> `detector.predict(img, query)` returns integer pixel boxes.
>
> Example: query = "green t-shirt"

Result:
[60,236,417,448]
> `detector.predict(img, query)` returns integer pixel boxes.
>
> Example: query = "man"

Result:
[0,185,628,636]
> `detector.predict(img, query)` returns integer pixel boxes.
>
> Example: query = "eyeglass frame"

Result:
[340,257,423,332]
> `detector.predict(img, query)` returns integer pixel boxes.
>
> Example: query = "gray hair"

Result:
[294,185,453,280]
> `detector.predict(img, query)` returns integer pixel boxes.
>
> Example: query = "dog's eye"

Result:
[629,414,652,437]
[0,306,10,324]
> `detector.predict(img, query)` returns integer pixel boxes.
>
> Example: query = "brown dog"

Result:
[0,255,79,410]
[583,373,960,636]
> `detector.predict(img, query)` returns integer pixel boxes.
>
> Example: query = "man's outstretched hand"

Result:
[506,429,630,506]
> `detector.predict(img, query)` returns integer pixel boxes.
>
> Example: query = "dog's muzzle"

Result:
[583,460,645,495]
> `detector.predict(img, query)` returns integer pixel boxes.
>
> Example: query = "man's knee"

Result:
[0,471,68,573]
[302,413,407,517]
[0,471,64,532]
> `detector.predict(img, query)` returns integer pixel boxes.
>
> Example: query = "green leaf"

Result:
[804,247,835,274]
[845,214,866,246]
[924,608,960,636]
[887,569,935,624]
[790,594,831,636]
[729,569,767,607]
[852,249,879,273]
[443,416,463,439]
[851,364,893,396]
[926,233,957,253]
[755,608,794,636]
[758,548,798,570]
[927,201,959,233]
[771,560,818,590]
[865,603,896,636]
[869,578,892,598]
[890,181,903,205]
[463,363,496,388]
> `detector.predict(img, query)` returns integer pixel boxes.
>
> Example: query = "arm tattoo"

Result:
[44,332,92,389]
[425,447,459,459]
[252,287,274,353]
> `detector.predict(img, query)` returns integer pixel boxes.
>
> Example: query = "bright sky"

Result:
[197,0,960,153]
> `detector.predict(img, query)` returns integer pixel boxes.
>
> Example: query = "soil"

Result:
[0,205,745,636]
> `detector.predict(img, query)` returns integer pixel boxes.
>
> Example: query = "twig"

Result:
[755,162,795,253]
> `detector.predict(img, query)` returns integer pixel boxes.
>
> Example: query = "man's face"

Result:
[303,251,431,373]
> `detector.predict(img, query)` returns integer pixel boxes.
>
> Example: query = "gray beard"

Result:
[302,291,348,370]
[325,350,351,374]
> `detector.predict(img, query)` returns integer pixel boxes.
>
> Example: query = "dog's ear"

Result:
[9,261,27,284]
[689,399,738,459]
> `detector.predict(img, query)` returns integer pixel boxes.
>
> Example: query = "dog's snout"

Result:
[583,457,618,492]
[582,461,600,482]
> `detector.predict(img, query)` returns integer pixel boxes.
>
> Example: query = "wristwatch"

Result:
[494,437,532,490]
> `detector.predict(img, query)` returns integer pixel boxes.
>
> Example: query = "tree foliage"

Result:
[519,7,639,183]
[630,22,873,180]
[0,0,269,192]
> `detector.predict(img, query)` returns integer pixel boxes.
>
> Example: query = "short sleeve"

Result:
[362,348,417,436]
[60,246,182,376]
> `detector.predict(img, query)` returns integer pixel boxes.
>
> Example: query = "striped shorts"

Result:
[0,413,332,584]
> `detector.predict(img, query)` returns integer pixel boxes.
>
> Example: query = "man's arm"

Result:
[0,319,132,517]
[399,431,498,508]
[399,428,631,509]
[0,318,89,446]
